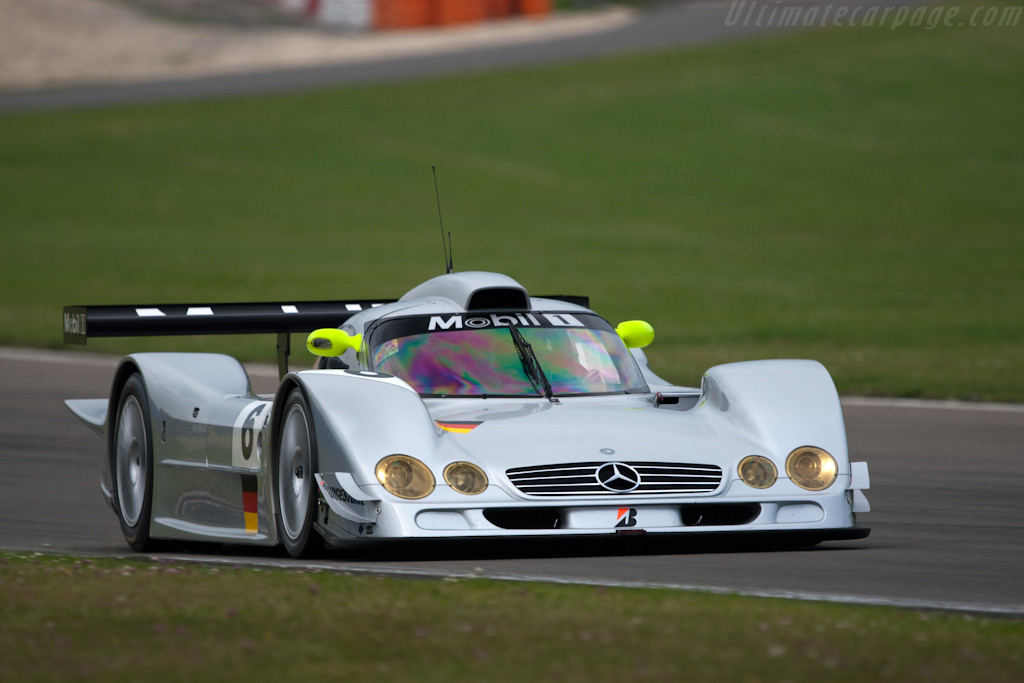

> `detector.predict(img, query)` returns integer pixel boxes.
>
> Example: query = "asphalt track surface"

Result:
[0,0,894,112]
[2,349,1022,615]
[2,0,1019,615]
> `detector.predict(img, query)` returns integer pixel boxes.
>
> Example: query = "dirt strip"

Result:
[0,0,633,91]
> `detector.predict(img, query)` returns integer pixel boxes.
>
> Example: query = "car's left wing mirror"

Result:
[306,328,362,357]
[615,320,655,349]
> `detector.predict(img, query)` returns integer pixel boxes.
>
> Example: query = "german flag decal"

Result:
[436,420,483,434]
[242,475,258,533]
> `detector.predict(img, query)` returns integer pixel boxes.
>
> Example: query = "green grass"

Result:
[1,7,1022,400]
[1,553,1021,682]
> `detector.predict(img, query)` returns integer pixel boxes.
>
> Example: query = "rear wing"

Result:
[63,300,394,378]
[62,294,589,378]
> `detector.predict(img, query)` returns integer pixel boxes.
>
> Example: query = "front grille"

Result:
[506,461,723,497]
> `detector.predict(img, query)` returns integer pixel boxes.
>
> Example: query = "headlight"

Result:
[375,455,435,500]
[738,455,777,489]
[786,446,838,491]
[444,462,488,495]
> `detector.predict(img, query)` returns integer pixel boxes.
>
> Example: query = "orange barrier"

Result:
[487,0,515,18]
[372,0,549,31]
[375,0,433,29]
[517,0,550,17]
[435,0,489,25]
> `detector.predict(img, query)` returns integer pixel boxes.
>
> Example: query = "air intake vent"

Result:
[467,288,530,311]
[483,508,561,529]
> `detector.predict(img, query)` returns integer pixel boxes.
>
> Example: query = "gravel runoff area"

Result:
[0,0,634,91]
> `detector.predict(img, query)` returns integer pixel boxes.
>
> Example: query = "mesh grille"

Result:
[506,461,722,497]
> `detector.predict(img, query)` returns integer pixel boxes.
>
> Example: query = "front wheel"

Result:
[113,374,155,551]
[274,388,326,558]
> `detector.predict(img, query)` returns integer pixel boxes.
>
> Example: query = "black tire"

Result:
[273,388,326,558]
[112,374,155,551]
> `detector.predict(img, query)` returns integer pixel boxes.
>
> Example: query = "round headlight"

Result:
[444,462,488,495]
[375,455,435,500]
[738,455,777,489]
[786,446,838,491]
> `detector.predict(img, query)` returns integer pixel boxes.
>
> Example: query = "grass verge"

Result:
[1,552,1021,682]
[1,4,1021,400]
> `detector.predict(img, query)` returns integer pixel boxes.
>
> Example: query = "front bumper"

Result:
[314,472,868,543]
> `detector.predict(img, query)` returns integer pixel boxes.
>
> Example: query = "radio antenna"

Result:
[432,166,453,274]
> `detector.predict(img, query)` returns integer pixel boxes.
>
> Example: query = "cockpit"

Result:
[366,312,648,398]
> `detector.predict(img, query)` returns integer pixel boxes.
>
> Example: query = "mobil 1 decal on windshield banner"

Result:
[233,400,271,470]
[427,312,585,331]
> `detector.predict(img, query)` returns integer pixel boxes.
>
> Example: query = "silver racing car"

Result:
[64,271,870,556]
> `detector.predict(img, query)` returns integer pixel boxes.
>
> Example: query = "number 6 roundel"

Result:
[232,401,270,470]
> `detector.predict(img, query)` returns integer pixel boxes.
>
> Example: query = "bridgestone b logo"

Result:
[428,313,584,331]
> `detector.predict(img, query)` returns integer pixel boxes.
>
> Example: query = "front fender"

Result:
[281,370,441,488]
[700,359,849,467]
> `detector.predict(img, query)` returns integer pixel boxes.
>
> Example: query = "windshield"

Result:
[368,313,648,398]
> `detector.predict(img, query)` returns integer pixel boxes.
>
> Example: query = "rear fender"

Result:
[67,354,258,531]
[114,353,255,458]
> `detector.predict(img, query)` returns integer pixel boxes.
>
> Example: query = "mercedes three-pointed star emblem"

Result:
[596,462,641,492]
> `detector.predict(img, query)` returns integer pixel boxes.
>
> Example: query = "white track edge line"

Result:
[8,548,1019,617]
[166,557,1024,616]
[839,396,1024,413]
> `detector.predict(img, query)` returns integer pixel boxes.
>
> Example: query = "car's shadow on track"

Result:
[157,532,862,564]
[328,534,862,562]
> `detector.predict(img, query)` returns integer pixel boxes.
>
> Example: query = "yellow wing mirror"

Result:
[306,328,362,357]
[615,320,655,349]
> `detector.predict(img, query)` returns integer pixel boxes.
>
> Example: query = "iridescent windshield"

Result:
[368,313,648,397]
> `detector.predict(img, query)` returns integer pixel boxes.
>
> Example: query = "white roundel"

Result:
[232,401,270,470]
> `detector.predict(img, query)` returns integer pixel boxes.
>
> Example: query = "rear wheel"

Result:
[113,374,154,551]
[274,389,326,558]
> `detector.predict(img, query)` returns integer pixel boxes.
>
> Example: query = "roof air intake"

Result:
[467,288,530,311]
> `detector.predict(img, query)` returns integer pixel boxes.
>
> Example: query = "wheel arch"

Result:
[269,376,327,557]
[269,375,306,471]
[269,373,364,477]
[105,358,145,486]
[268,374,317,525]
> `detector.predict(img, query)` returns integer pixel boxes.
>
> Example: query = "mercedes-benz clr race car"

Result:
[64,271,870,557]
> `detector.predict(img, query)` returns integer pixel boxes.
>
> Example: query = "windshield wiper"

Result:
[508,326,555,402]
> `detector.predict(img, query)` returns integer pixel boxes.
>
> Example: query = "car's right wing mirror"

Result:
[306,328,362,357]
[615,320,655,349]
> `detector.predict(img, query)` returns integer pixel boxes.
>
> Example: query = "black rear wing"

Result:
[63,300,395,378]
[63,294,589,378]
